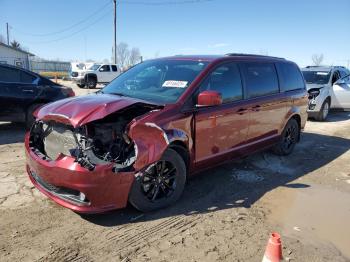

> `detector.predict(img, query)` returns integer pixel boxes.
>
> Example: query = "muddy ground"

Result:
[0,82,349,261]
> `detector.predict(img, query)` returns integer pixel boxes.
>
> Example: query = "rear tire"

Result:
[273,118,299,156]
[315,99,330,121]
[26,103,44,130]
[129,149,186,212]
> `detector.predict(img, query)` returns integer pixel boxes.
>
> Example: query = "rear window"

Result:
[241,63,279,98]
[276,62,305,92]
[111,65,118,72]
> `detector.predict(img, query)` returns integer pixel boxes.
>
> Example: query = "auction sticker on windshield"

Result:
[162,80,188,88]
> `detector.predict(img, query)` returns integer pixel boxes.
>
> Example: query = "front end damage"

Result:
[25,102,171,213]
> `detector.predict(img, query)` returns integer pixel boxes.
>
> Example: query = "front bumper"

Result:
[25,133,135,213]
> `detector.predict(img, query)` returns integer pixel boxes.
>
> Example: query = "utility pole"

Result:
[113,0,117,65]
[6,23,9,45]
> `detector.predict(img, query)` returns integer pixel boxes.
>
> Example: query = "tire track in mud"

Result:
[37,247,92,262]
[97,215,201,257]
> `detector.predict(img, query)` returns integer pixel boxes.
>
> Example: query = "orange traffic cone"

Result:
[262,232,283,262]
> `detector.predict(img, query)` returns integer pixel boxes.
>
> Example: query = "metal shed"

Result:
[0,42,34,70]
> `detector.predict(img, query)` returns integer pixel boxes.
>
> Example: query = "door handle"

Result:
[237,108,247,115]
[23,89,34,93]
[252,105,261,111]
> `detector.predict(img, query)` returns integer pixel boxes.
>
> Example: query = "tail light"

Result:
[62,87,75,97]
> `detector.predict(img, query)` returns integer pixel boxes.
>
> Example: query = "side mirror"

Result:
[99,68,105,72]
[197,90,222,107]
[335,79,345,85]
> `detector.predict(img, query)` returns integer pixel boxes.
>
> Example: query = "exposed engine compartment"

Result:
[29,103,159,171]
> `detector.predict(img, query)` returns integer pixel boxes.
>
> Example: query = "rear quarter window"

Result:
[21,71,37,83]
[276,62,305,92]
[241,63,279,98]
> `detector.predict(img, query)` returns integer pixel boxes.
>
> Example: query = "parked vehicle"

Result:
[0,64,75,128]
[301,66,350,121]
[71,63,120,89]
[25,54,308,213]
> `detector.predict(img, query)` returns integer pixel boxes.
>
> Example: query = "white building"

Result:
[0,42,34,70]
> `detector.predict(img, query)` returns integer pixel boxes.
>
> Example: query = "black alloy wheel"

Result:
[129,148,186,212]
[141,160,177,202]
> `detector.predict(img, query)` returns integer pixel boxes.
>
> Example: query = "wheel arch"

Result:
[84,73,97,81]
[169,140,190,173]
[290,114,301,141]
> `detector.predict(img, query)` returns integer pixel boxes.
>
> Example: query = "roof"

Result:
[158,54,287,62]
[301,66,347,72]
[0,42,35,56]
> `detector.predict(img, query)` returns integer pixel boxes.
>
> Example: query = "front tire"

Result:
[86,78,97,89]
[273,118,299,156]
[77,83,85,88]
[315,99,330,121]
[129,149,186,212]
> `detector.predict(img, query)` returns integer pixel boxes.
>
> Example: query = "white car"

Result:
[71,63,120,89]
[302,66,350,121]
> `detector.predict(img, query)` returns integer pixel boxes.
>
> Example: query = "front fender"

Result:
[128,122,190,171]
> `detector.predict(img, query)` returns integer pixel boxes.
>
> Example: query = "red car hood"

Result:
[36,94,154,128]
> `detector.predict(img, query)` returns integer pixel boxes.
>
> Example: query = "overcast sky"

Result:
[1,0,349,67]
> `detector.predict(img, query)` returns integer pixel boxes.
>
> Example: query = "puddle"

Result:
[265,185,350,259]
[232,170,264,183]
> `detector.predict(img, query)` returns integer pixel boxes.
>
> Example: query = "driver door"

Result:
[98,65,112,82]
[332,73,350,109]
[194,63,250,168]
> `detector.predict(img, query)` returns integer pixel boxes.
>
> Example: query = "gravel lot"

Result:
[0,81,349,261]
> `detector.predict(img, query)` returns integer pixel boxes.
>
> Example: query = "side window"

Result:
[100,65,111,72]
[332,71,340,84]
[241,63,279,98]
[339,70,349,78]
[111,65,118,72]
[276,62,305,92]
[20,71,36,84]
[198,63,243,103]
[0,66,21,82]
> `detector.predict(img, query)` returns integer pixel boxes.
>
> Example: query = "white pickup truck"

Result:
[71,63,120,88]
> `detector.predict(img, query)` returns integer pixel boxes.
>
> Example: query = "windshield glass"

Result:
[88,64,101,71]
[102,59,209,104]
[302,70,331,85]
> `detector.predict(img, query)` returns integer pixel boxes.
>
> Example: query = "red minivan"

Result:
[26,54,308,213]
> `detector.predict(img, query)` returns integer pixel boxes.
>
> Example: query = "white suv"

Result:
[71,63,120,89]
[302,66,350,121]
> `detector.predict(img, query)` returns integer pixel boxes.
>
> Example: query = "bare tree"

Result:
[117,42,130,70]
[10,40,21,49]
[312,54,324,66]
[129,48,141,66]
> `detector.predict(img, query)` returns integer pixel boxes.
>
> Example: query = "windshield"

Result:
[102,59,209,104]
[302,70,331,85]
[88,64,101,71]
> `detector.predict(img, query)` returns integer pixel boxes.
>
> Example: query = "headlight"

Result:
[308,88,320,99]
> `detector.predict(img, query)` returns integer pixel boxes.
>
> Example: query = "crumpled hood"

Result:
[306,83,326,91]
[36,93,155,128]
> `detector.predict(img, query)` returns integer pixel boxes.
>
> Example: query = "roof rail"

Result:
[225,53,285,60]
[305,65,346,69]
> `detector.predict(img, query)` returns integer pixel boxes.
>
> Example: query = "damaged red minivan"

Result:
[25,54,308,213]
